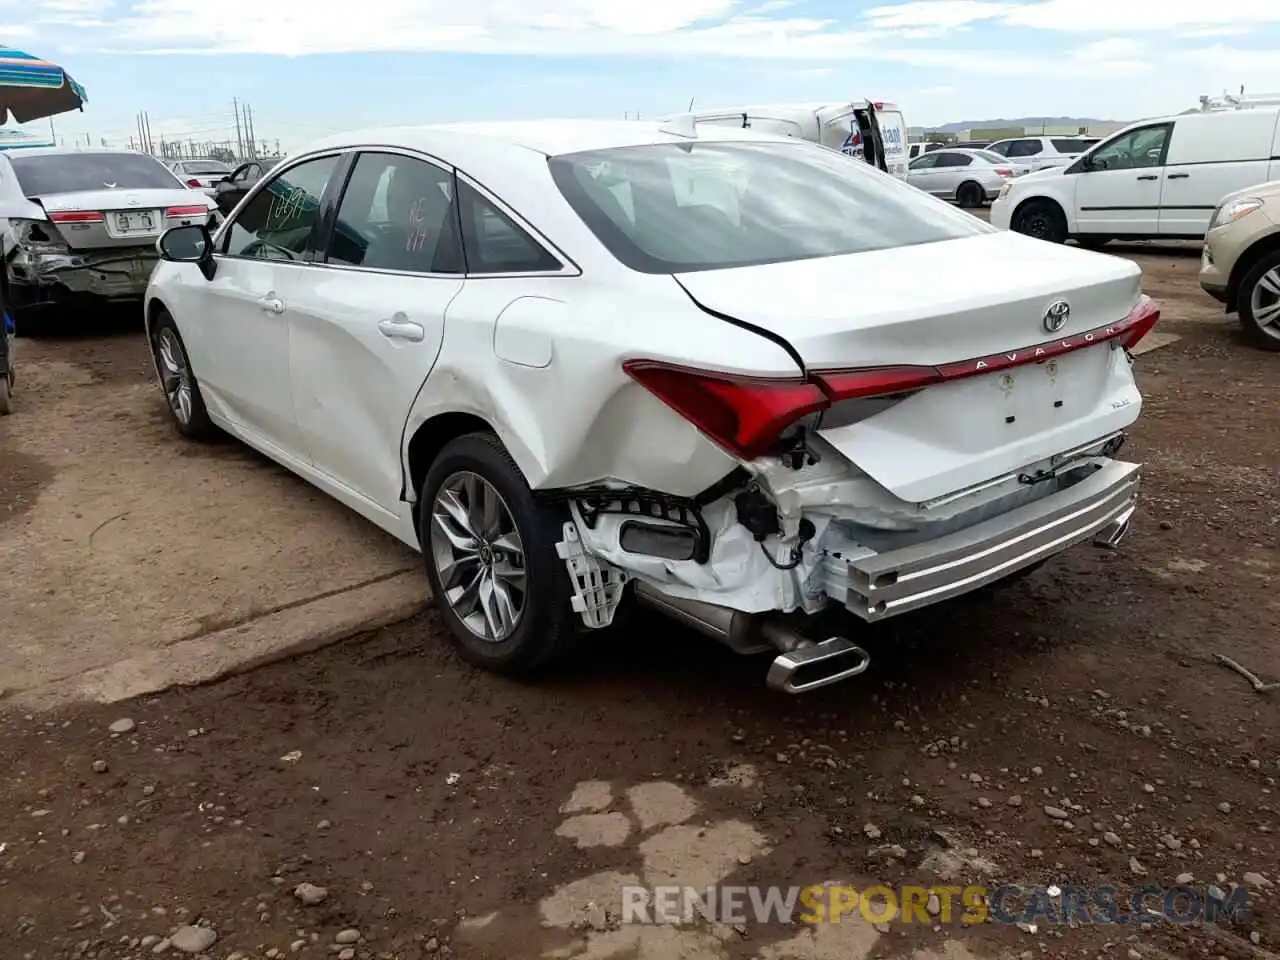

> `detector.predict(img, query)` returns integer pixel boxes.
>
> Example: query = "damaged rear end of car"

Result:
[537,136,1159,694]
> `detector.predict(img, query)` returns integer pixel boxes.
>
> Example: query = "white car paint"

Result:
[991,109,1280,243]
[145,118,1160,692]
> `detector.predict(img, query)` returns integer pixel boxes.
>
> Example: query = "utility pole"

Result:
[233,98,245,159]
[145,112,154,153]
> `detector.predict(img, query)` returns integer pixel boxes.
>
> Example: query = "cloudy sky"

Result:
[7,0,1279,151]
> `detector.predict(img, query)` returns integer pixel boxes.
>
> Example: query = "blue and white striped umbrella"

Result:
[0,47,87,125]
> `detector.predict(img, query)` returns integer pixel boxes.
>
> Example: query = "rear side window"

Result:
[325,152,463,274]
[1050,139,1086,153]
[458,182,560,275]
[935,153,972,167]
[9,152,182,194]
[1006,139,1044,158]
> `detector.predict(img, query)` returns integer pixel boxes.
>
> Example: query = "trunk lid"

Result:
[34,188,213,250]
[674,230,1147,503]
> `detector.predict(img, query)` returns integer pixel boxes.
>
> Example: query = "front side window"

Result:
[548,140,993,274]
[986,141,1012,156]
[9,152,182,194]
[909,154,939,170]
[325,152,462,274]
[222,154,339,261]
[1088,125,1172,171]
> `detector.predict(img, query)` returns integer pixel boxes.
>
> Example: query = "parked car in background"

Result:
[905,148,1022,207]
[167,159,232,198]
[1199,179,1280,350]
[986,136,1095,173]
[212,158,279,215]
[991,108,1280,246]
[0,148,217,334]
[681,101,911,180]
[909,140,992,160]
[144,118,1158,695]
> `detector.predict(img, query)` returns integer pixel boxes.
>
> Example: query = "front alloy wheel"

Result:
[429,471,527,642]
[1241,256,1280,351]
[150,311,218,440]
[156,327,194,426]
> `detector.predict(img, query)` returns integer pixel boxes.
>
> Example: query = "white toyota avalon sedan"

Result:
[145,118,1161,694]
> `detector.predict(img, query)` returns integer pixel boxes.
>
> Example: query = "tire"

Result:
[149,310,219,440]
[1237,250,1280,352]
[0,376,9,416]
[419,431,583,675]
[956,181,984,208]
[1012,199,1068,243]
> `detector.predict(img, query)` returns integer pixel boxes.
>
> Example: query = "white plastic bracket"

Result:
[555,520,628,630]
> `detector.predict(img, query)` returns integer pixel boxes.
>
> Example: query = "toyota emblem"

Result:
[1043,300,1071,333]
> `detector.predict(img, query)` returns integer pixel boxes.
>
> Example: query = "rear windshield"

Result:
[182,161,230,175]
[547,141,993,274]
[972,149,1008,164]
[9,152,182,195]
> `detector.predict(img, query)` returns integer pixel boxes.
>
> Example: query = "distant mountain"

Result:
[926,116,1123,132]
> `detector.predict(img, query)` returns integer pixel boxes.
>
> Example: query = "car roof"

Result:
[294,118,796,161]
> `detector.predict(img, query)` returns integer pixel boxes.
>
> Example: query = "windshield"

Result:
[182,161,230,175]
[10,152,182,195]
[548,141,993,274]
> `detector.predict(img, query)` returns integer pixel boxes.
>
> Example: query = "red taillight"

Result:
[995,168,1013,176]
[48,210,104,223]
[813,365,940,401]
[1119,297,1161,350]
[623,360,828,460]
[165,204,209,218]
[624,298,1160,462]
[185,178,202,188]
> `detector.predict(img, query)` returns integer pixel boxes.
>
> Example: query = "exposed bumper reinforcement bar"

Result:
[845,460,1142,622]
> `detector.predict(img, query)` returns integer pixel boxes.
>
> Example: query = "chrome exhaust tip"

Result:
[1092,506,1136,550]
[766,637,871,695]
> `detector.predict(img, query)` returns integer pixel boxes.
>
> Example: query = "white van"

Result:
[990,108,1280,245]
[683,101,911,180]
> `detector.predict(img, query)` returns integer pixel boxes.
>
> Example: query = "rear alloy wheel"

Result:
[420,432,583,675]
[1239,252,1280,352]
[1012,199,1067,244]
[956,181,984,208]
[150,312,219,440]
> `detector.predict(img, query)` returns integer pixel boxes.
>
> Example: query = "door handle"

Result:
[258,296,284,314]
[1168,172,1189,179]
[1136,174,1158,181]
[378,318,425,342]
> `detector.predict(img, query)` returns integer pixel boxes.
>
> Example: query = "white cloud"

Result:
[866,0,1280,32]
[864,0,1008,30]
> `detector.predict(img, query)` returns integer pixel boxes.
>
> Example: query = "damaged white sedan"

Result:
[144,118,1160,694]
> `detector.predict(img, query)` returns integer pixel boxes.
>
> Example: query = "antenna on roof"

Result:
[688,97,695,111]
[659,113,699,138]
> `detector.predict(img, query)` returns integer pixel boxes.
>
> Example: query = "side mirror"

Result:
[158,224,216,280]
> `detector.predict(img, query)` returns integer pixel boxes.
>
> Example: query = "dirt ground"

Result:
[0,310,425,706]
[1,246,1278,960]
